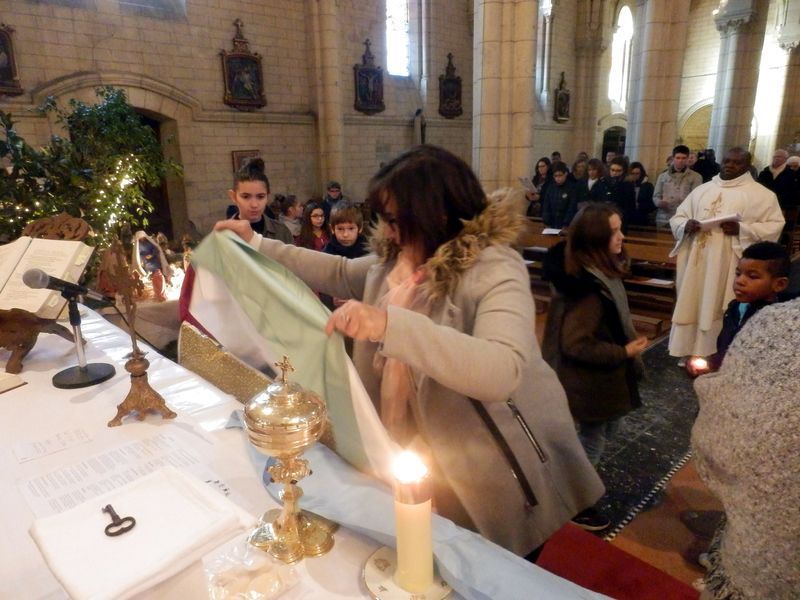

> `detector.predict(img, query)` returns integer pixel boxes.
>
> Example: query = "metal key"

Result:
[102,504,136,537]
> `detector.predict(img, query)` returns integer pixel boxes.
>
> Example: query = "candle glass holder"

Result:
[243,356,337,564]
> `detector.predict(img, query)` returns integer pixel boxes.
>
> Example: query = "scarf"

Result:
[372,251,429,444]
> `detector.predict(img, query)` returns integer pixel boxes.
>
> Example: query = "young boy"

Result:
[323,201,368,259]
[541,161,584,229]
[688,241,790,375]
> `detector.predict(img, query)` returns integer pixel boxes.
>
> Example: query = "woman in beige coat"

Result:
[215,145,603,556]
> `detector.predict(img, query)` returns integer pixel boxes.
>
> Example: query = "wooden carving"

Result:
[0,308,75,373]
[353,39,385,115]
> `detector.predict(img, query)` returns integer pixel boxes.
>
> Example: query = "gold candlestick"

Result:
[243,356,337,563]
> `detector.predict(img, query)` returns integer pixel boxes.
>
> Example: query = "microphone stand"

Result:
[52,293,116,389]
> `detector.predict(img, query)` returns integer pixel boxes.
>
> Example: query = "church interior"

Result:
[0,0,798,598]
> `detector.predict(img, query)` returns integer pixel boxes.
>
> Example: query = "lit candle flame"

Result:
[690,357,708,370]
[392,451,428,484]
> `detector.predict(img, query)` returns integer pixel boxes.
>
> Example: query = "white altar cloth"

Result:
[0,311,605,599]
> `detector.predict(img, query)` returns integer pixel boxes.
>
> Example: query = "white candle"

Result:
[392,451,433,593]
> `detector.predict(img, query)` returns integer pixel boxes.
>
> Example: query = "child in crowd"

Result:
[276,194,302,239]
[541,161,585,229]
[323,201,368,259]
[542,203,648,531]
[320,201,369,312]
[687,241,790,375]
[296,201,330,251]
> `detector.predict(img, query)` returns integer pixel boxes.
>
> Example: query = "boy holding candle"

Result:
[687,241,790,376]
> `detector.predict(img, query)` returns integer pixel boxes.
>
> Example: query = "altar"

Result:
[0,311,605,599]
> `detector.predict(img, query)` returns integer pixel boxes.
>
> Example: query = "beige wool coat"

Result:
[250,200,604,555]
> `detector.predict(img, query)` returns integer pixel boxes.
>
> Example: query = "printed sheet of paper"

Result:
[18,432,230,518]
[0,372,27,395]
[12,427,92,463]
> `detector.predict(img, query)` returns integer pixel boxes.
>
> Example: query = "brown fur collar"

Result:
[370,188,529,301]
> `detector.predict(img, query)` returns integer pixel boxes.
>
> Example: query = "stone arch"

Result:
[30,71,194,237]
[678,100,713,152]
[596,112,627,157]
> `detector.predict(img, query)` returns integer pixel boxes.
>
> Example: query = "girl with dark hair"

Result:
[296,201,330,251]
[541,202,648,530]
[586,158,605,192]
[214,145,603,557]
[227,158,293,243]
[276,194,302,238]
[627,161,656,226]
[527,157,553,217]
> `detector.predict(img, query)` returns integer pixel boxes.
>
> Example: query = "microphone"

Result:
[22,268,113,306]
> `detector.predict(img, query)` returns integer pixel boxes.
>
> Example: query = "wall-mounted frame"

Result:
[353,39,385,115]
[438,53,463,119]
[0,24,24,96]
[220,19,266,111]
[231,149,260,172]
[553,72,570,123]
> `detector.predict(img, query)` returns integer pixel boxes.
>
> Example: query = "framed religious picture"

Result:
[231,150,260,172]
[438,53,463,119]
[353,39,385,115]
[0,24,24,96]
[220,19,266,111]
[553,72,570,123]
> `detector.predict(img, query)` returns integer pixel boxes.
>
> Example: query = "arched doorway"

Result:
[136,111,174,239]
[602,126,626,159]
[680,105,712,152]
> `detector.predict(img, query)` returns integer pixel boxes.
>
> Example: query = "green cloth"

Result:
[192,231,370,471]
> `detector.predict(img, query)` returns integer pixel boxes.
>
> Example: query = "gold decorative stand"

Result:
[243,356,337,563]
[104,237,176,427]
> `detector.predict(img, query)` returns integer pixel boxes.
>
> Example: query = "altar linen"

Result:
[29,466,254,600]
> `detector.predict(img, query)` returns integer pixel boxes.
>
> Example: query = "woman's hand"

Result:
[214,219,254,242]
[625,336,648,357]
[325,300,388,342]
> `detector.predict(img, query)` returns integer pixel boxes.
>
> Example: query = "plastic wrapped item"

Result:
[204,538,300,599]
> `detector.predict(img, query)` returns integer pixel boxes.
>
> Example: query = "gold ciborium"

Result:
[243,356,337,563]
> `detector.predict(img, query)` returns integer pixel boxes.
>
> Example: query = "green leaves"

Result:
[0,87,182,247]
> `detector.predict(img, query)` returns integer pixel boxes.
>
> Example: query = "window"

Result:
[119,0,186,20]
[386,0,410,76]
[536,0,554,97]
[608,6,634,111]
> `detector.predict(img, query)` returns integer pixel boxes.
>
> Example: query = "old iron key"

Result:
[102,504,136,537]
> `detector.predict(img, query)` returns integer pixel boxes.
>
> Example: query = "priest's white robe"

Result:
[668,172,784,357]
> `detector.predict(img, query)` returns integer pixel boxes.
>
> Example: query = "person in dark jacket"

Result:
[757,148,798,209]
[542,202,648,531]
[627,161,656,226]
[541,161,585,229]
[589,157,636,229]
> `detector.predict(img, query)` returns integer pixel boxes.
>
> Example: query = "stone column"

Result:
[473,0,537,191]
[775,3,800,151]
[707,0,769,155]
[624,0,691,174]
[572,0,607,157]
[308,0,344,186]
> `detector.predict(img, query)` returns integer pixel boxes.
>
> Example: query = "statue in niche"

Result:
[0,23,23,96]
[353,39,385,115]
[553,72,570,123]
[438,53,463,119]
[220,19,266,111]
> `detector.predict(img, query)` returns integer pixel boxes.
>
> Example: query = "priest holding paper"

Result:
[668,147,784,358]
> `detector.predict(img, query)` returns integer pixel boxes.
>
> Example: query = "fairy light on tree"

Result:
[0,87,182,247]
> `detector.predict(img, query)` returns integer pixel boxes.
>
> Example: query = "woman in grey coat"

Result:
[215,145,603,556]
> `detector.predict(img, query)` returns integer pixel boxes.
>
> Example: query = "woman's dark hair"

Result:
[277,194,299,216]
[587,158,605,178]
[629,161,647,184]
[233,157,270,193]
[297,201,327,248]
[566,202,628,278]
[532,156,553,186]
[366,145,487,261]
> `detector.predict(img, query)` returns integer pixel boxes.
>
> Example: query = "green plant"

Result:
[0,87,182,246]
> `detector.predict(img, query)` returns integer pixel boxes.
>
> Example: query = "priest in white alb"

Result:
[668,147,785,359]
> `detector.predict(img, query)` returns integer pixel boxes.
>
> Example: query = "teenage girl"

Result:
[541,202,648,530]
[296,201,330,251]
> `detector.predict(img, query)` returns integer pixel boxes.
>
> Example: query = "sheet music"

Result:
[18,432,227,518]
[0,237,30,295]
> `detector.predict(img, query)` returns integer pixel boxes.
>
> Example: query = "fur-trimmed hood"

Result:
[371,188,529,301]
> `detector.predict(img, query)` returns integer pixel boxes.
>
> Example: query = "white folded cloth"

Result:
[29,466,255,600]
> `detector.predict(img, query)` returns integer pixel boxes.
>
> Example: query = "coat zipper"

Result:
[507,399,548,463]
